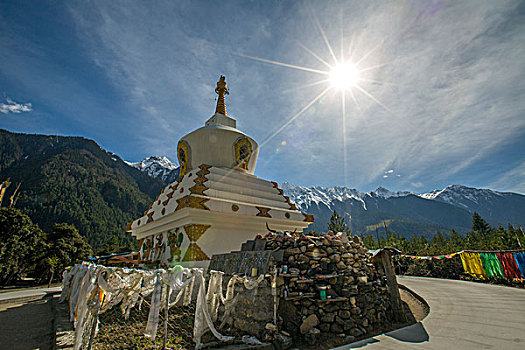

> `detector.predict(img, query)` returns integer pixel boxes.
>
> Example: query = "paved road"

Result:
[0,286,61,303]
[336,276,525,350]
[0,288,61,350]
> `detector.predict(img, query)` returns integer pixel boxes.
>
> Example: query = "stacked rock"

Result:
[264,231,394,343]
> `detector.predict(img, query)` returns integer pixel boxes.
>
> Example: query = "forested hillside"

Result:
[0,129,164,248]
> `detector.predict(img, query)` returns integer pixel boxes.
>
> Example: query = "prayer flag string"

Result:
[394,249,525,281]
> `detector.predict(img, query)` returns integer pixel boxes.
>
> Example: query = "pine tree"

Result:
[430,231,446,254]
[472,212,490,236]
[42,223,93,283]
[0,207,46,285]
[327,210,350,233]
[362,234,377,249]
[448,229,464,252]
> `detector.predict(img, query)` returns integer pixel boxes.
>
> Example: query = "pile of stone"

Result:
[269,232,394,343]
[210,230,397,346]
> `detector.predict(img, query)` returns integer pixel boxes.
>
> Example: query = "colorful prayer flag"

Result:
[460,252,487,279]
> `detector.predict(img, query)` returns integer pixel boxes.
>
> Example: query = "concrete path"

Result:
[336,276,525,350]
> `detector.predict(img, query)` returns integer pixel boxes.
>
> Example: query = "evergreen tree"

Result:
[106,235,120,254]
[362,234,378,249]
[419,236,429,253]
[0,207,46,285]
[506,225,523,249]
[429,231,446,254]
[472,212,490,236]
[41,223,93,283]
[447,229,464,252]
[327,210,350,233]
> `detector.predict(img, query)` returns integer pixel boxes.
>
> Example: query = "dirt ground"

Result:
[0,295,57,350]
[399,286,429,322]
[94,302,195,349]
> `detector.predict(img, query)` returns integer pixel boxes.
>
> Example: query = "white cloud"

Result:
[0,98,32,114]
[66,0,278,157]
[489,160,525,194]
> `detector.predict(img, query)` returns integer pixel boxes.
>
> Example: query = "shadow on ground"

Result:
[0,294,57,350]
[342,322,429,349]
[386,322,429,342]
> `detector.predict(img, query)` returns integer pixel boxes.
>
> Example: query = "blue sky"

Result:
[1,0,524,194]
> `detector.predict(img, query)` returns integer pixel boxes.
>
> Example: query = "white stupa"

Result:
[128,76,313,267]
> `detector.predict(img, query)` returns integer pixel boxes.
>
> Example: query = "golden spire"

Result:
[215,75,229,116]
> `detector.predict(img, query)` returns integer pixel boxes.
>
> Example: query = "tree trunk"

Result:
[5,272,17,286]
[48,270,54,288]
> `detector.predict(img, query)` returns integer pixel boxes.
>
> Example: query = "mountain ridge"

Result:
[0,129,165,248]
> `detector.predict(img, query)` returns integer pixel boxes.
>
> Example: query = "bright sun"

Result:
[330,62,360,90]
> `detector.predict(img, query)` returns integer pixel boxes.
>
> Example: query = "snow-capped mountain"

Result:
[280,183,415,211]
[421,184,505,207]
[280,183,525,236]
[369,186,414,199]
[279,183,368,210]
[126,156,180,183]
[420,184,525,224]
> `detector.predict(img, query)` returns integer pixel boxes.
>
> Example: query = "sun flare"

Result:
[236,12,395,154]
[330,62,360,90]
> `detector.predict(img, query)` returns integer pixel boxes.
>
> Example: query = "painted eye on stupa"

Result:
[178,148,186,164]
[239,145,249,161]
[234,138,252,170]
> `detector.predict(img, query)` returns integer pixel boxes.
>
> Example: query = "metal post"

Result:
[162,285,171,350]
[86,299,100,350]
[272,270,277,327]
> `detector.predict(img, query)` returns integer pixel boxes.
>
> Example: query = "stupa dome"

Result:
[176,76,259,176]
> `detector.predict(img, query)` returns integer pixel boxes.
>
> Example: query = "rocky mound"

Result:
[272,232,395,344]
[211,231,398,347]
